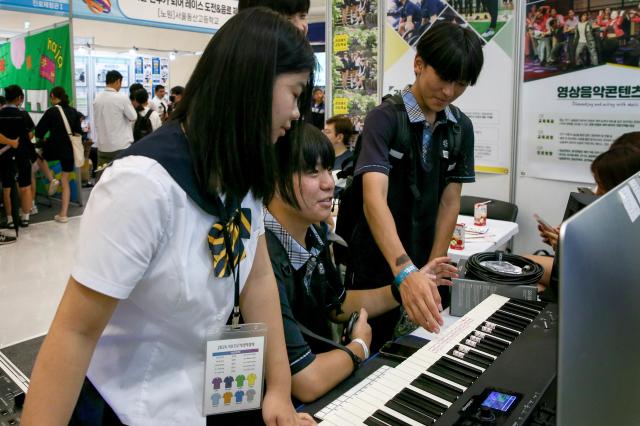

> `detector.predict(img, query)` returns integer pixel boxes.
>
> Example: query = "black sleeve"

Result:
[274,271,316,375]
[22,111,35,132]
[354,104,397,177]
[446,112,476,183]
[35,109,52,140]
[71,108,83,135]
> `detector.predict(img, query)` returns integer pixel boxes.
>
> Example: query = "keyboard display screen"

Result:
[481,391,517,412]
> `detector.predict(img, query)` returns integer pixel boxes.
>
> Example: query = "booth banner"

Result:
[0,24,73,113]
[72,0,237,33]
[0,0,68,15]
[329,0,379,132]
[383,0,514,174]
[521,0,640,183]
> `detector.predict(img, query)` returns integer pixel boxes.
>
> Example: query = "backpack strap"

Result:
[446,104,463,159]
[144,109,153,119]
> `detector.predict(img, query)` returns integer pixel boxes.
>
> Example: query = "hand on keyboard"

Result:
[398,272,443,333]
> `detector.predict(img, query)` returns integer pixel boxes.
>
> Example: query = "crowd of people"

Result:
[526,4,640,68]
[0,78,185,245]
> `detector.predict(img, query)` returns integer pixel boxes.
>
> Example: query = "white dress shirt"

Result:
[93,87,137,152]
[72,156,264,425]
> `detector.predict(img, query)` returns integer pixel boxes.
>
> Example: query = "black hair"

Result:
[170,86,185,95]
[133,89,149,112]
[610,131,640,151]
[172,7,315,203]
[274,123,335,209]
[415,21,484,85]
[326,115,354,146]
[105,70,123,85]
[4,85,24,103]
[238,0,310,15]
[129,83,144,101]
[154,85,165,93]
[50,86,70,107]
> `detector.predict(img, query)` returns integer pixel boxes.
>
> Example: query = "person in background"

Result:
[167,85,185,117]
[151,84,168,121]
[93,70,137,173]
[35,87,83,223]
[128,83,144,108]
[346,22,483,352]
[309,87,325,130]
[22,8,316,426]
[0,85,34,228]
[238,0,310,34]
[323,114,353,172]
[133,89,162,133]
[530,132,640,290]
[266,124,456,402]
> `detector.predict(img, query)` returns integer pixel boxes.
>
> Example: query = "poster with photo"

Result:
[383,0,514,173]
[520,0,640,183]
[94,59,129,87]
[152,57,161,85]
[330,0,380,132]
[160,58,170,86]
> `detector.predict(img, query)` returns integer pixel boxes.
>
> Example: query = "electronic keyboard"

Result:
[318,294,557,425]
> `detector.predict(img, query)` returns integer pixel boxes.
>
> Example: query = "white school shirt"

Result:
[72,156,264,426]
[93,88,137,152]
[136,106,163,132]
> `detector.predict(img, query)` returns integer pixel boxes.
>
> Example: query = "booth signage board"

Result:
[0,24,73,113]
[0,0,68,15]
[382,0,514,175]
[71,0,236,33]
[328,0,380,133]
[520,0,640,183]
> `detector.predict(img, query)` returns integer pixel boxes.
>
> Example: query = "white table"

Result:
[446,215,519,263]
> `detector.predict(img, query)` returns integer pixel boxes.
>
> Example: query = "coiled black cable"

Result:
[464,251,544,286]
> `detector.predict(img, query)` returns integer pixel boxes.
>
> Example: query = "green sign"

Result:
[0,24,72,112]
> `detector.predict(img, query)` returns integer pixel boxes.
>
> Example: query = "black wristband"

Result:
[391,283,402,303]
[342,345,362,370]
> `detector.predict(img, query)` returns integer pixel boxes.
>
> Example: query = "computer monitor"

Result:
[561,192,599,222]
[557,172,640,425]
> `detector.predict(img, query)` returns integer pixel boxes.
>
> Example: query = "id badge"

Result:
[203,323,267,416]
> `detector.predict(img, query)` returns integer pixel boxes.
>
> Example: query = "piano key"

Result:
[492,311,530,329]
[428,362,474,386]
[473,330,511,346]
[386,399,436,424]
[439,356,484,377]
[411,374,461,402]
[363,417,390,426]
[497,308,534,324]
[450,349,492,369]
[468,334,508,352]
[393,388,445,418]
[464,338,502,356]
[422,370,467,392]
[484,321,521,336]
[369,408,416,426]
[404,384,452,409]
[508,298,546,311]
[481,324,518,341]
[504,301,540,318]
[487,314,526,331]
[458,343,498,361]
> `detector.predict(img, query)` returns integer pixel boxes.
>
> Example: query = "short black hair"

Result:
[134,88,149,105]
[416,21,484,85]
[172,8,315,203]
[4,85,23,102]
[129,83,144,100]
[275,123,335,209]
[326,115,354,146]
[105,70,123,85]
[155,85,165,93]
[238,0,310,15]
[591,145,640,193]
[170,86,185,95]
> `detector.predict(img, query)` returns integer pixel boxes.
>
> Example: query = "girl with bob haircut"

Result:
[23,8,316,426]
[266,124,455,402]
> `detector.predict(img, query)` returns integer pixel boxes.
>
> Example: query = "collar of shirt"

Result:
[105,87,117,93]
[264,210,324,271]
[401,85,457,127]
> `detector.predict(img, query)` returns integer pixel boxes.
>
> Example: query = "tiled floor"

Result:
[0,218,80,348]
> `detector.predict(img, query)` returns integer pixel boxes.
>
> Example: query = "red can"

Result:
[450,223,465,250]
[474,202,488,226]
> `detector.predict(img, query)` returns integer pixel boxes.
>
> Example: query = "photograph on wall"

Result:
[331,0,379,132]
[524,0,640,82]
[521,2,640,183]
[94,59,129,87]
[383,1,514,173]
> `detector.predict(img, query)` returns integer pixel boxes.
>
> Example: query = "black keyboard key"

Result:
[396,387,447,417]
[508,298,546,311]
[439,357,482,378]
[505,301,540,318]
[386,399,436,424]
[493,311,530,329]
[464,339,502,356]
[481,323,518,341]
[467,332,508,351]
[364,417,390,426]
[487,314,524,331]
[370,409,412,426]
[428,362,474,386]
[449,349,491,369]
[458,345,496,363]
[411,375,459,402]
[474,331,511,347]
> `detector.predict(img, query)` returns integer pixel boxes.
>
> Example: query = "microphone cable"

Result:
[464,251,544,286]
